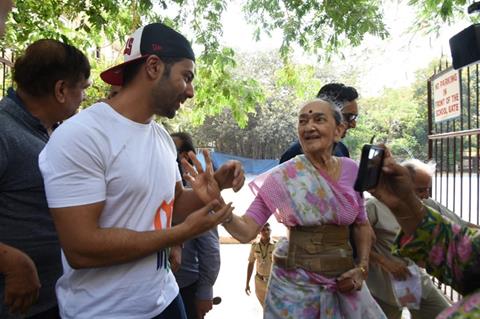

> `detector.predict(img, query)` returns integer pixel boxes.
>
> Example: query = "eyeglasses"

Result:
[342,113,359,123]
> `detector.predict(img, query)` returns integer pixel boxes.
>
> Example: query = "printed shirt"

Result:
[393,206,480,319]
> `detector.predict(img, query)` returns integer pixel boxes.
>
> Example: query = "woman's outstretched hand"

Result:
[214,159,245,192]
[182,149,222,205]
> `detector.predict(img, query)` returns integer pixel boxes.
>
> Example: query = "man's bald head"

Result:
[401,159,436,199]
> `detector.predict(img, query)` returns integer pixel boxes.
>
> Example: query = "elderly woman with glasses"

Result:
[183,98,386,318]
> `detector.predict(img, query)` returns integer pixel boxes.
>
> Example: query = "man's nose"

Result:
[185,82,194,98]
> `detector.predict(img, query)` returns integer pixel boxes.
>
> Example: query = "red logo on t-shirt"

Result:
[154,200,174,270]
[124,38,134,55]
[154,200,173,230]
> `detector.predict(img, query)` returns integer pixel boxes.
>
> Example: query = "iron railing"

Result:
[427,61,480,302]
[0,49,13,97]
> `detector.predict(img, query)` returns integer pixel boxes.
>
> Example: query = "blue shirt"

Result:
[174,228,220,300]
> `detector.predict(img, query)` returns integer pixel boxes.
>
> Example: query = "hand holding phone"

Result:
[354,144,385,192]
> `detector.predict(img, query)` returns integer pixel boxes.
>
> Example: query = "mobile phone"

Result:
[354,144,385,192]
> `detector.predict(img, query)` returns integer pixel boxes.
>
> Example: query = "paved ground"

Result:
[207,244,263,319]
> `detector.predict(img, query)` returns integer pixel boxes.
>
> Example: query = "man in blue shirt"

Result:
[172,132,221,319]
[279,83,359,163]
[174,229,221,319]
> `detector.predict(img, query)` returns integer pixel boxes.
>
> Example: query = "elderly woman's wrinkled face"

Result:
[297,100,343,156]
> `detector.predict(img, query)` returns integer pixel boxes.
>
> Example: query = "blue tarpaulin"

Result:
[196,152,277,175]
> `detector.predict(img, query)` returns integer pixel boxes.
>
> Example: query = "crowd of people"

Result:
[0,4,479,319]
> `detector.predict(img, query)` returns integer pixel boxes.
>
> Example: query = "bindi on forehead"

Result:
[300,101,328,114]
[299,108,316,116]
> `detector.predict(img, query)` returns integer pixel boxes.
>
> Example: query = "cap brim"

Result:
[100,55,150,86]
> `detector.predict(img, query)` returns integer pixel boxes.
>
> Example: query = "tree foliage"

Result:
[7,0,469,53]
[5,0,393,53]
[2,0,391,126]
[243,0,388,56]
[2,0,467,127]
[5,0,265,125]
[408,0,473,34]
[6,0,141,51]
[172,51,433,161]
[190,48,265,127]
[174,52,300,158]
[345,87,427,160]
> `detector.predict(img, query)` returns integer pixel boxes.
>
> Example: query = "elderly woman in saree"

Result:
[183,98,386,319]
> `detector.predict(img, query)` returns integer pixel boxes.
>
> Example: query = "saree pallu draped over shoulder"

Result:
[249,155,364,227]
[249,155,386,319]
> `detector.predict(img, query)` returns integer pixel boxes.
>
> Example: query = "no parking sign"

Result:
[432,68,461,123]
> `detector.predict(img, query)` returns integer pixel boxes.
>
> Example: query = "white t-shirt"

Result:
[39,102,181,319]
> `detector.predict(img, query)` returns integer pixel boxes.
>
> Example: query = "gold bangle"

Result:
[358,265,367,277]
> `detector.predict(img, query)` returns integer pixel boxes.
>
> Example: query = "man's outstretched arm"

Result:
[51,200,232,269]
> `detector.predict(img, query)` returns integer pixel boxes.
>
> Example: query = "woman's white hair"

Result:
[297,98,343,125]
[401,159,436,178]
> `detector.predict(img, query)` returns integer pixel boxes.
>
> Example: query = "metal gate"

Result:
[0,49,13,97]
[427,62,480,302]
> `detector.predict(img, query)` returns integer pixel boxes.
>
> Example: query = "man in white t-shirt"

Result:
[39,23,244,319]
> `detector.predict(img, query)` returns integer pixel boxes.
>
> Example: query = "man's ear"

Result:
[145,55,164,80]
[54,80,66,103]
[335,122,346,142]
